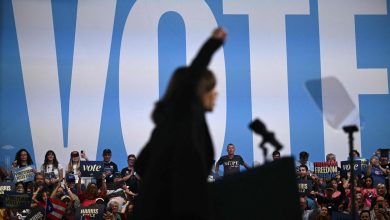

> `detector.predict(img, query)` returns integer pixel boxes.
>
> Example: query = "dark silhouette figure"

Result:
[134,28,226,220]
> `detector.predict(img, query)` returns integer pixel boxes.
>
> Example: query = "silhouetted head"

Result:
[153,67,217,122]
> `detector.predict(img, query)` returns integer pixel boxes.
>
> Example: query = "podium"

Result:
[209,157,301,220]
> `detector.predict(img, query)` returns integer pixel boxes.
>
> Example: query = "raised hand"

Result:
[212,27,227,42]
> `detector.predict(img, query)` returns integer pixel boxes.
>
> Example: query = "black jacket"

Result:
[134,37,223,220]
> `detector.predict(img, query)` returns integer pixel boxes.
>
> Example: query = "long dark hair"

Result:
[43,150,59,169]
[14,148,33,166]
[152,67,216,123]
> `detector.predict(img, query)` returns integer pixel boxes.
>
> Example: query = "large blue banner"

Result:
[0,0,389,170]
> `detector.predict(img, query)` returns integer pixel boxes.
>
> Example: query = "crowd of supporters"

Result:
[294,149,390,220]
[0,148,139,219]
[1,147,390,219]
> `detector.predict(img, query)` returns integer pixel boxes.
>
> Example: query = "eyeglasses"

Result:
[71,152,79,157]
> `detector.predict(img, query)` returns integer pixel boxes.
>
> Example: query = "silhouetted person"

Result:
[134,28,226,220]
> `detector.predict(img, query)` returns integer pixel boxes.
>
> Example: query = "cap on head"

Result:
[66,173,76,182]
[95,197,105,204]
[61,195,71,202]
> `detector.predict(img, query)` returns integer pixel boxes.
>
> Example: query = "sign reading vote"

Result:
[3,192,32,209]
[341,160,368,177]
[75,204,104,219]
[13,166,35,182]
[314,162,338,179]
[80,161,104,177]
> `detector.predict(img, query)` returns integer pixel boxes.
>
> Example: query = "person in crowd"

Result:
[64,172,79,193]
[80,150,89,161]
[350,150,362,160]
[120,154,140,194]
[78,173,107,207]
[124,199,135,220]
[315,182,346,215]
[298,165,314,181]
[361,176,377,209]
[134,27,226,220]
[366,156,387,187]
[12,148,34,168]
[98,148,118,188]
[328,178,342,199]
[298,164,319,208]
[15,181,25,193]
[8,182,30,218]
[371,196,390,220]
[300,196,318,220]
[272,150,281,161]
[29,172,48,206]
[215,143,251,177]
[61,178,80,220]
[325,153,342,183]
[0,166,9,181]
[355,192,366,211]
[360,209,371,220]
[33,172,46,190]
[40,150,63,191]
[296,151,314,173]
[105,200,124,220]
[67,151,81,180]
[31,184,50,208]
[326,153,336,163]
[377,149,390,193]
[314,205,331,220]
[377,183,390,204]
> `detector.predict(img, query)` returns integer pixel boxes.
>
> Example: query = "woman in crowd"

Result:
[105,200,124,220]
[361,176,378,209]
[40,150,63,190]
[67,151,81,184]
[12,148,33,168]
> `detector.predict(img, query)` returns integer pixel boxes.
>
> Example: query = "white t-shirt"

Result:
[40,163,63,179]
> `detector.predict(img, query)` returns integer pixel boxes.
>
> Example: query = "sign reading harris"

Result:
[80,161,104,177]
[314,162,338,179]
[75,204,104,219]
[3,192,32,209]
[297,179,313,196]
[13,166,35,182]
[0,182,14,197]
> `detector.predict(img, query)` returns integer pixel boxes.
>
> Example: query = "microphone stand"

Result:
[249,119,283,162]
[343,125,359,220]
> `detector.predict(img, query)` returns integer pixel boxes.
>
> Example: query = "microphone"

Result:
[249,119,283,151]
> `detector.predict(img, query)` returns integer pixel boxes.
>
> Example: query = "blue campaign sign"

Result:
[0,0,389,170]
[13,166,35,183]
[80,161,104,177]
